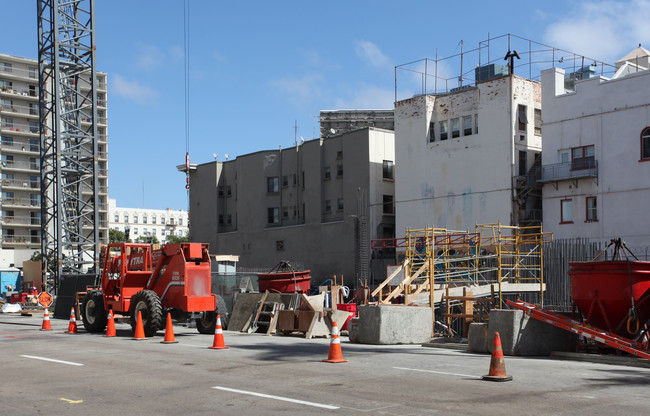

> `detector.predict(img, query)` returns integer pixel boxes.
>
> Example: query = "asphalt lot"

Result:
[2,312,650,415]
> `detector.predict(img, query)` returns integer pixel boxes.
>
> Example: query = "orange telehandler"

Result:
[80,242,227,337]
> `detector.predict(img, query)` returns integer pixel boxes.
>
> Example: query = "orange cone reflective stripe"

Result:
[323,321,348,363]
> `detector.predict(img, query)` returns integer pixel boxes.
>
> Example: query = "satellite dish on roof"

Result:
[213,153,218,160]
[329,128,336,135]
[224,154,230,160]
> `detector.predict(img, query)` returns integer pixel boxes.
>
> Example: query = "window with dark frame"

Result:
[267,177,279,193]
[518,104,528,131]
[324,167,331,180]
[440,120,448,140]
[429,121,435,142]
[336,164,343,177]
[382,160,394,179]
[571,145,595,170]
[534,109,542,135]
[267,207,280,224]
[586,196,597,222]
[325,200,332,213]
[641,127,650,160]
[337,198,344,211]
[383,195,394,214]
[451,118,460,138]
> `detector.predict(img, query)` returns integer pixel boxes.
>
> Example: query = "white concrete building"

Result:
[540,46,650,250]
[188,128,395,285]
[395,72,542,235]
[108,199,189,244]
[0,53,109,267]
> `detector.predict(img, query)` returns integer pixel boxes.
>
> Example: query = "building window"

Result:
[267,177,279,193]
[518,105,528,132]
[337,198,344,211]
[282,206,289,219]
[451,118,460,138]
[133,215,138,223]
[561,199,573,224]
[641,127,650,160]
[325,200,332,213]
[124,215,129,223]
[143,216,147,224]
[534,109,542,135]
[218,186,224,197]
[29,67,37,78]
[152,229,156,235]
[571,145,595,170]
[383,160,394,179]
[114,214,119,222]
[336,151,343,159]
[463,116,472,136]
[133,228,138,235]
[227,185,232,196]
[429,121,435,142]
[383,195,394,214]
[29,121,39,133]
[161,217,165,224]
[474,114,478,134]
[336,164,343,177]
[4,118,13,128]
[440,120,448,141]
[160,229,165,236]
[324,167,331,180]
[267,207,280,224]
[586,196,598,222]
[282,175,288,187]
[152,217,156,224]
[179,218,183,225]
[218,215,224,225]
[0,62,12,73]
[227,214,232,224]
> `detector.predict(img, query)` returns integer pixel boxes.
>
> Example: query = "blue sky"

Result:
[3,0,650,210]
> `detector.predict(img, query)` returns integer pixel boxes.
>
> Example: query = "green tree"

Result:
[166,235,189,244]
[135,235,160,244]
[109,228,128,243]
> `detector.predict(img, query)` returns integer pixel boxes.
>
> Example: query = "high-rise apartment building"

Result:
[0,53,109,268]
[108,199,189,245]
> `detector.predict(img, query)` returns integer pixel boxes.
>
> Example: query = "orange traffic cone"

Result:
[65,307,78,334]
[133,310,146,340]
[323,321,348,363]
[40,308,53,331]
[482,332,512,381]
[208,315,229,349]
[105,310,116,337]
[161,312,178,344]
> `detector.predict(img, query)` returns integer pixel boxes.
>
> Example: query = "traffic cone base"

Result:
[40,308,53,331]
[482,331,512,382]
[65,307,78,334]
[208,315,229,349]
[105,310,116,337]
[133,310,146,340]
[323,321,348,363]
[161,312,178,344]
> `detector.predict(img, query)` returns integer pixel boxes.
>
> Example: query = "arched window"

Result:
[642,127,650,160]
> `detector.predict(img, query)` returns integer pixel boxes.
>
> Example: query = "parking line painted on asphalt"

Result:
[213,386,339,410]
[393,366,480,379]
[20,355,84,366]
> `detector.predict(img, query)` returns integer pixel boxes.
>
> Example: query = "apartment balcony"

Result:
[2,236,40,246]
[1,215,40,228]
[0,103,39,120]
[0,87,38,101]
[0,160,40,173]
[538,161,598,184]
[1,196,40,209]
[1,179,40,191]
[0,64,39,82]
[0,122,40,138]
[0,139,40,156]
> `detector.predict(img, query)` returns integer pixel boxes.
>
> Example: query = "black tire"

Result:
[81,291,107,333]
[196,295,228,334]
[129,290,163,337]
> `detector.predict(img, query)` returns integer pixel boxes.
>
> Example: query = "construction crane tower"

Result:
[37,0,100,294]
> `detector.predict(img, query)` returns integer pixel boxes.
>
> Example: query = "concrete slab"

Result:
[468,322,489,353]
[487,309,577,356]
[357,305,432,345]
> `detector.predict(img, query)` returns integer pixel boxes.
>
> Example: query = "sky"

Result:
[3,0,650,210]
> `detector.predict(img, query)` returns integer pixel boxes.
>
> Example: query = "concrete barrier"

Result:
[487,309,576,356]
[468,322,489,353]
[357,305,432,345]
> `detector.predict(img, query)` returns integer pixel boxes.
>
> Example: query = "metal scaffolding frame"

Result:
[38,0,100,293]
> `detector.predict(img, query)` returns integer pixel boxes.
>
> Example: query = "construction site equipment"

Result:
[161,312,178,344]
[209,315,228,349]
[569,239,650,338]
[506,299,650,360]
[257,261,312,293]
[65,307,78,334]
[80,242,223,337]
[40,308,52,331]
[323,321,347,363]
[482,332,512,381]
[370,223,552,335]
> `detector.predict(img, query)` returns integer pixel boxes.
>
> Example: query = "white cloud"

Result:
[111,74,159,105]
[334,85,394,110]
[355,40,392,68]
[270,73,324,105]
[134,44,165,70]
[544,0,650,61]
